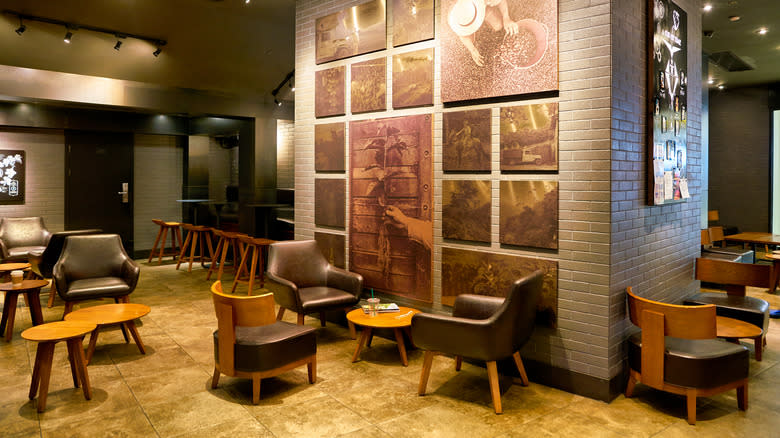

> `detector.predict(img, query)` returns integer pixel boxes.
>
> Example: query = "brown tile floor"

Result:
[1,262,778,437]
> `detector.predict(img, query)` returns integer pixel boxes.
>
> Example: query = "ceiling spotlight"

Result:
[707,78,715,84]
[274,98,282,106]
[757,27,769,35]
[718,84,725,90]
[114,40,122,50]
[64,30,73,43]
[153,47,162,57]
[15,20,26,36]
[703,4,713,12]
[728,15,741,22]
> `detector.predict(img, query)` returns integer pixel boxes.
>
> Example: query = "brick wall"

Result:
[277,119,295,189]
[0,127,65,231]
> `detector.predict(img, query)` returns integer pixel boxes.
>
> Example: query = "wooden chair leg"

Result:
[231,244,251,293]
[47,281,57,308]
[686,389,697,425]
[319,312,327,327]
[625,372,637,397]
[176,231,193,270]
[348,321,356,339]
[486,361,503,414]
[276,307,285,321]
[206,237,224,280]
[419,351,435,395]
[211,366,221,389]
[297,313,305,325]
[737,382,748,411]
[247,245,258,295]
[455,356,462,371]
[308,356,316,384]
[63,301,74,317]
[158,227,169,264]
[149,227,163,263]
[512,351,529,386]
[252,375,261,404]
[754,337,763,361]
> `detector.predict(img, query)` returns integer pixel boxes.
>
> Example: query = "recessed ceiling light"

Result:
[718,84,726,90]
[757,27,769,35]
[707,78,715,84]
[729,15,741,22]
[703,4,713,12]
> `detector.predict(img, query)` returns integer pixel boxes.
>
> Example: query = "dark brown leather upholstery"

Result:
[28,229,102,278]
[0,216,51,263]
[266,240,363,324]
[53,234,140,308]
[214,322,316,372]
[627,333,749,388]
[685,293,769,335]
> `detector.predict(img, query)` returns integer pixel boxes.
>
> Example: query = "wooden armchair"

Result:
[210,281,316,404]
[625,287,749,425]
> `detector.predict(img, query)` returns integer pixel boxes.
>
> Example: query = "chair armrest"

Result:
[326,266,363,297]
[411,312,496,360]
[265,271,302,311]
[0,239,8,260]
[28,250,45,277]
[42,229,52,246]
[121,258,141,291]
[453,294,503,320]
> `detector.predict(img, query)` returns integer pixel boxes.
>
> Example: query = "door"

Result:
[65,131,134,254]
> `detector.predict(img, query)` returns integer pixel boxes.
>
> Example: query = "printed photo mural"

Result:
[315,66,346,118]
[648,0,688,205]
[315,0,387,64]
[0,150,24,204]
[315,232,346,268]
[443,109,492,172]
[315,178,346,228]
[500,180,558,249]
[392,0,435,47]
[442,247,557,327]
[442,180,491,243]
[500,102,558,171]
[441,0,558,102]
[315,123,346,172]
[351,57,386,114]
[350,114,433,302]
[392,48,434,109]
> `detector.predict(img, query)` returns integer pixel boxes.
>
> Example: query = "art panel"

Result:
[315,66,346,118]
[392,0,435,47]
[315,123,345,172]
[442,247,557,327]
[500,102,558,171]
[442,180,491,243]
[0,150,24,204]
[315,232,346,268]
[351,57,386,114]
[315,178,346,228]
[648,0,688,205]
[350,114,432,302]
[499,180,558,249]
[315,0,387,64]
[440,0,557,103]
[392,48,434,109]
[442,109,492,172]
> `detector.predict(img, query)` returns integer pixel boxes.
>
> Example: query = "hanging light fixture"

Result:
[64,28,73,43]
[15,18,26,35]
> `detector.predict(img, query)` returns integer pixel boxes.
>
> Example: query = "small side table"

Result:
[0,279,49,341]
[22,321,96,412]
[64,303,151,364]
[347,307,419,366]
[717,315,764,361]
[0,262,32,280]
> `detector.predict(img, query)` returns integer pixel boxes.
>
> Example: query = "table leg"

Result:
[27,290,44,326]
[0,292,12,337]
[403,326,416,348]
[772,260,780,293]
[755,336,763,361]
[67,338,91,400]
[84,327,101,365]
[351,327,371,363]
[2,292,18,341]
[394,328,409,367]
[125,320,146,355]
[66,339,81,388]
[33,342,56,413]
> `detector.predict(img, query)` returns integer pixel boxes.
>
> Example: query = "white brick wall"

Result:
[0,128,65,231]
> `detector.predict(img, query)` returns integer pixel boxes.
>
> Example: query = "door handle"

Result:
[118,182,129,203]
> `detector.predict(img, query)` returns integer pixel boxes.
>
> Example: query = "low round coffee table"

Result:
[22,320,96,412]
[717,315,764,361]
[64,303,151,364]
[346,307,419,366]
[0,279,49,341]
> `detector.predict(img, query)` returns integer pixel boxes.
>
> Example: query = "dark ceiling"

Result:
[0,0,296,103]
[702,0,780,89]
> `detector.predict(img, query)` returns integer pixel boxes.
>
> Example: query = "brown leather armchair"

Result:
[53,234,140,316]
[0,216,51,263]
[265,240,363,327]
[412,270,544,414]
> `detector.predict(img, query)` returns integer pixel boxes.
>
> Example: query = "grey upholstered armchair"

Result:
[0,216,52,263]
[265,240,363,327]
[53,234,140,316]
[412,270,544,414]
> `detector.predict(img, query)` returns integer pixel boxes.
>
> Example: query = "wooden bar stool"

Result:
[231,235,275,295]
[176,224,215,272]
[22,321,96,413]
[206,230,242,281]
[148,219,182,264]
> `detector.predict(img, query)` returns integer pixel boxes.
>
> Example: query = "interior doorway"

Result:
[65,130,134,254]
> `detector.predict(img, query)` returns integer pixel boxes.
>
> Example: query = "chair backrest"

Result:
[708,226,725,246]
[478,270,543,355]
[266,240,330,287]
[695,256,770,296]
[37,229,102,277]
[700,229,711,247]
[211,281,276,375]
[0,216,51,249]
[707,210,719,222]
[55,234,132,280]
[626,286,717,389]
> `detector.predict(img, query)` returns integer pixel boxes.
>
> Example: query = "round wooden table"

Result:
[64,303,151,364]
[0,279,49,341]
[22,320,97,412]
[346,307,419,366]
[717,315,764,361]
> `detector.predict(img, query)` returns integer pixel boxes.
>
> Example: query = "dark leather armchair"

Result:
[412,270,544,414]
[266,240,363,327]
[0,216,51,263]
[28,229,102,307]
[53,234,140,316]
[211,281,316,404]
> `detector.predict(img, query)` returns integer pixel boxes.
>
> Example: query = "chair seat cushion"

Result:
[214,321,316,372]
[685,293,769,331]
[61,277,132,300]
[6,245,47,261]
[628,332,749,388]
[299,286,359,312]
